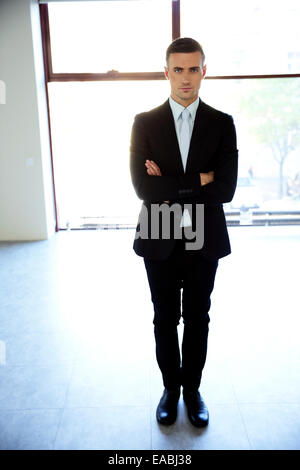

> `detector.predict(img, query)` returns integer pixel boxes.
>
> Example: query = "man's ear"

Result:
[164,66,169,80]
[202,64,207,78]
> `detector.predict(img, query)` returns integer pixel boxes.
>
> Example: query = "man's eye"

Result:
[191,68,199,72]
[174,68,182,72]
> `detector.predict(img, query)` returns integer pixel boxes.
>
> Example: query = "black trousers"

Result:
[144,240,218,391]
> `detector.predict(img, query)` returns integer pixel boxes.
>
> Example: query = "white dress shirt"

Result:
[169,95,200,171]
[169,96,200,227]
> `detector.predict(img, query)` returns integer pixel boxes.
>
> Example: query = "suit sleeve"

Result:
[195,115,238,204]
[130,114,200,203]
[130,112,238,205]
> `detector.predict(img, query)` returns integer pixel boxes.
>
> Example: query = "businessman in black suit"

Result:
[130,38,238,427]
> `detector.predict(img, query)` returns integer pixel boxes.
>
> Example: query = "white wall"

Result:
[0,0,56,240]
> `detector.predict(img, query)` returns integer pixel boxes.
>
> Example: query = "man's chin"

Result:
[178,93,197,103]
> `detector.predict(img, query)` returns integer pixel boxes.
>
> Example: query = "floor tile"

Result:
[231,352,300,405]
[0,331,77,367]
[73,317,152,367]
[0,364,72,410]
[65,359,150,408]
[54,406,151,450]
[0,408,62,450]
[150,401,251,450]
[240,404,300,450]
[1,227,300,450]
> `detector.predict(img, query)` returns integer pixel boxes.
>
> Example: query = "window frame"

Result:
[40,0,300,82]
[40,1,179,82]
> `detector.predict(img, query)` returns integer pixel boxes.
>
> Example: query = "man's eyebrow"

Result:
[173,66,200,70]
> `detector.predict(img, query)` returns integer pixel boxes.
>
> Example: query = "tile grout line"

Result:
[148,360,154,451]
[52,352,78,449]
[231,378,254,450]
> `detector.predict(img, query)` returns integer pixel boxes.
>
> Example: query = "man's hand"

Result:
[146,159,214,194]
[200,171,214,186]
[145,160,162,176]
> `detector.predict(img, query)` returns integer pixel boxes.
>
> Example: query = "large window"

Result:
[48,0,172,73]
[40,0,300,229]
[48,80,169,227]
[201,78,300,223]
[181,0,300,76]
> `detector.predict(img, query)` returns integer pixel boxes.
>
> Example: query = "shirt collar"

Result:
[169,96,200,122]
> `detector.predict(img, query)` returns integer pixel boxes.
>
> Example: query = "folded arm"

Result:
[145,159,214,186]
[130,113,238,204]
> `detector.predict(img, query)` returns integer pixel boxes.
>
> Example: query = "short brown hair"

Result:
[166,37,205,66]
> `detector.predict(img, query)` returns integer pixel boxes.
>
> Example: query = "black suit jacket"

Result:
[130,99,238,261]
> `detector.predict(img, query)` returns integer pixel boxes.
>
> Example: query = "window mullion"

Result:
[172,0,180,40]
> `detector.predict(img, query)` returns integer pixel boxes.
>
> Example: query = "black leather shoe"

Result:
[183,391,209,428]
[156,389,180,425]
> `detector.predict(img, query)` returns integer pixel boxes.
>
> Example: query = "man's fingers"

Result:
[208,171,214,182]
[200,171,215,186]
[145,160,162,176]
[145,163,156,175]
[146,164,159,176]
[147,160,161,173]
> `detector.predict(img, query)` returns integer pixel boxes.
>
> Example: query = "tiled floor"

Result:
[0,226,300,450]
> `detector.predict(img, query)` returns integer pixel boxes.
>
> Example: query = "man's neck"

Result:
[170,94,199,108]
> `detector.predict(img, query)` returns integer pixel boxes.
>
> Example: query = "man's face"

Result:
[164,51,206,107]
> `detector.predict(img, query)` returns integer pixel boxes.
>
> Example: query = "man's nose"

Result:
[182,74,190,84]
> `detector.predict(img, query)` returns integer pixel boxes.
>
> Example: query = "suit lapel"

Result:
[159,100,185,174]
[158,99,210,174]
[185,99,208,173]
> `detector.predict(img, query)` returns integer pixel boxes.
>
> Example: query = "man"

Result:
[130,37,238,427]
